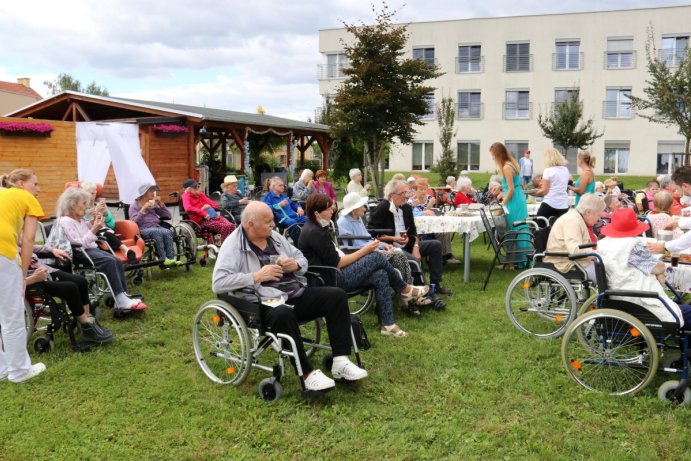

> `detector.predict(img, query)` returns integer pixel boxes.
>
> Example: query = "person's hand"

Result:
[279,199,289,207]
[364,184,372,191]
[277,257,298,273]
[239,198,250,205]
[360,240,380,255]
[91,214,104,233]
[393,235,408,245]
[307,179,315,188]
[27,267,49,285]
[201,204,210,211]
[647,241,665,254]
[52,248,71,261]
[253,264,283,283]
[383,243,394,251]
[656,273,666,285]
[423,210,435,216]
[154,195,165,205]
[665,221,679,230]
[428,197,436,207]
[296,207,304,217]
[412,244,421,260]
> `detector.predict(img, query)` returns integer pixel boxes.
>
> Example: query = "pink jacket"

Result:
[182,191,218,225]
[314,180,336,201]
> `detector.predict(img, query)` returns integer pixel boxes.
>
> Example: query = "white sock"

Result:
[115,293,133,308]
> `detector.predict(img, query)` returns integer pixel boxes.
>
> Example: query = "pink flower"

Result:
[152,124,189,134]
[0,122,54,133]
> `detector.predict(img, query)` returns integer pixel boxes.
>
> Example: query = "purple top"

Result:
[128,200,172,229]
[59,216,98,249]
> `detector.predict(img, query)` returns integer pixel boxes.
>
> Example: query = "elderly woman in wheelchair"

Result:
[506,194,605,338]
[204,201,367,397]
[55,188,147,313]
[560,207,691,403]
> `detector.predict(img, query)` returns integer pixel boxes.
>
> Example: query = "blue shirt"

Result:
[262,191,301,223]
[336,214,385,250]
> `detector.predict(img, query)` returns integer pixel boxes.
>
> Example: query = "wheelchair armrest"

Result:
[543,252,570,258]
[307,265,340,287]
[70,243,83,249]
[366,228,394,237]
[603,289,662,299]
[34,250,54,258]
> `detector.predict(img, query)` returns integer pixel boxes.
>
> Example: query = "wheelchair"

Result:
[174,192,224,267]
[192,286,364,402]
[560,253,690,404]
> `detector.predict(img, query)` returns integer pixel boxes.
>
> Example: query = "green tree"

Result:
[329,4,442,197]
[317,100,365,184]
[629,25,691,159]
[537,87,602,155]
[431,96,457,184]
[44,73,109,96]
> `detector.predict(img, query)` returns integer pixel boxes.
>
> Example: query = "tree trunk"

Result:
[686,137,691,166]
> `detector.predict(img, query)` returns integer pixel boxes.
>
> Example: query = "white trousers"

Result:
[0,256,31,379]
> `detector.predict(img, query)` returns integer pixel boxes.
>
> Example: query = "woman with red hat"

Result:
[597,207,690,327]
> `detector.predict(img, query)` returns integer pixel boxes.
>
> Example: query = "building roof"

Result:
[7,90,330,134]
[0,80,42,99]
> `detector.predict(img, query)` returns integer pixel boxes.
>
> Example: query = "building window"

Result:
[605,37,635,69]
[603,88,632,118]
[505,141,528,161]
[457,45,482,73]
[604,142,630,174]
[422,93,435,120]
[505,42,531,72]
[412,142,434,171]
[554,40,581,70]
[553,88,578,115]
[321,53,349,79]
[504,90,531,119]
[661,35,689,67]
[413,47,436,68]
[457,141,480,171]
[457,91,482,119]
[657,141,686,175]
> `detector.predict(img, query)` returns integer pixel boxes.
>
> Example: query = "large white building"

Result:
[318,5,690,176]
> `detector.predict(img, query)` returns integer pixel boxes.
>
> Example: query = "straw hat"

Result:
[341,192,369,216]
[221,175,238,188]
[599,208,649,238]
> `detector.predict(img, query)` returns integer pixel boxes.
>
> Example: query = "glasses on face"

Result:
[396,190,410,197]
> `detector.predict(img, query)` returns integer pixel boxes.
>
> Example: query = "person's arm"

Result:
[60,218,99,247]
[569,171,593,195]
[502,164,516,203]
[533,178,551,197]
[336,240,379,268]
[20,216,38,281]
[182,192,204,218]
[155,202,172,220]
[128,201,146,226]
[660,231,691,254]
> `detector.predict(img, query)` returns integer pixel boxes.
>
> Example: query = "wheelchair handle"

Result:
[604,289,668,299]
[568,252,603,265]
[578,243,596,249]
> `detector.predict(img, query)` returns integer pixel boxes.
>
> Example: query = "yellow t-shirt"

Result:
[0,188,44,260]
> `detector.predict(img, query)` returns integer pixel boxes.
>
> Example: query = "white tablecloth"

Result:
[413,214,486,242]
[664,263,691,293]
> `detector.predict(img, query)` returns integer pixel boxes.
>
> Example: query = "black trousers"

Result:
[263,286,351,375]
[401,240,443,285]
[536,202,568,225]
[35,270,89,317]
[97,228,124,250]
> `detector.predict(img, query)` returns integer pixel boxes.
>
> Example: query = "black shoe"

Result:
[81,322,113,344]
[436,285,453,296]
[126,250,137,265]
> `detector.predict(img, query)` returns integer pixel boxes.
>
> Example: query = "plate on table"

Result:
[662,255,691,265]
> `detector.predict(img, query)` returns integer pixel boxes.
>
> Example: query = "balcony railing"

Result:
[503,102,532,120]
[415,57,438,69]
[552,52,584,71]
[602,100,634,119]
[455,56,484,73]
[503,54,533,72]
[317,64,348,80]
[658,48,689,67]
[603,50,637,69]
[456,103,483,120]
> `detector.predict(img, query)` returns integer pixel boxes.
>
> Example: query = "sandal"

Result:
[129,301,148,311]
[381,324,407,337]
[400,285,429,301]
[410,296,433,307]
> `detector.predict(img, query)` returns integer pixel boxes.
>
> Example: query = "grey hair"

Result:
[445,175,456,185]
[384,179,407,198]
[488,181,502,192]
[575,193,605,214]
[457,176,472,191]
[269,176,284,187]
[80,181,97,195]
[349,168,362,180]
[488,174,500,184]
[659,174,673,189]
[299,169,313,182]
[56,187,91,218]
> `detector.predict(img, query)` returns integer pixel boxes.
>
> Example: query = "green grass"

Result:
[2,238,689,460]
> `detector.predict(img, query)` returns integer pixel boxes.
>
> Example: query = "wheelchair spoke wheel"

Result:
[561,309,659,395]
[176,222,197,263]
[24,300,35,345]
[576,294,599,318]
[193,301,252,386]
[348,289,375,316]
[505,269,577,338]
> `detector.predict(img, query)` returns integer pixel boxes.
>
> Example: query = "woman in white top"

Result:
[532,148,570,223]
[346,168,371,197]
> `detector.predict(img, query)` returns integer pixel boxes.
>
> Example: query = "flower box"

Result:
[152,124,189,136]
[0,122,54,137]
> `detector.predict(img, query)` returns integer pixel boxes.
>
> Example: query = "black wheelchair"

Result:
[24,284,82,353]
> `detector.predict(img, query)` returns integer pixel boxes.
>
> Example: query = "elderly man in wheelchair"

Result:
[205,201,367,398]
[560,207,691,403]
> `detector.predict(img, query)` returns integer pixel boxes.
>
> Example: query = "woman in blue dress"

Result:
[568,150,596,206]
[490,142,530,268]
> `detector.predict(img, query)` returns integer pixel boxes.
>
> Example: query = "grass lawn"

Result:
[2,236,689,460]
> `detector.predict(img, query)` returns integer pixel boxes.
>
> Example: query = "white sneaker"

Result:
[9,363,46,383]
[332,359,368,381]
[304,369,335,391]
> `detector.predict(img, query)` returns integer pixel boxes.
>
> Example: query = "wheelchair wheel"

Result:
[258,377,284,402]
[348,289,375,316]
[576,293,599,317]
[34,337,54,354]
[193,300,252,385]
[505,268,578,338]
[561,309,659,395]
[176,222,197,263]
[657,380,691,405]
[24,300,35,345]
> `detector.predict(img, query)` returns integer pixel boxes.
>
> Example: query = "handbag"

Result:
[45,221,73,260]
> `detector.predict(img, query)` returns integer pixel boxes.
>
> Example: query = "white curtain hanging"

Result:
[76,122,154,204]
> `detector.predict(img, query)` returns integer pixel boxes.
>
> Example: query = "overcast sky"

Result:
[1,0,688,121]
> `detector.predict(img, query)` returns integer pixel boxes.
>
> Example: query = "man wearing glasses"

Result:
[369,179,452,297]
[262,176,306,241]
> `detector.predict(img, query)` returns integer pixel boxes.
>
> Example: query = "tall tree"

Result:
[537,87,602,154]
[317,100,365,184]
[431,96,457,184]
[329,4,442,197]
[44,73,109,96]
[629,26,691,159]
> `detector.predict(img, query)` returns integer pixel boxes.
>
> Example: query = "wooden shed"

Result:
[4,91,332,215]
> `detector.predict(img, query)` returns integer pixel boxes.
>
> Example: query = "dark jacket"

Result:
[297,219,341,267]
[368,200,417,253]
